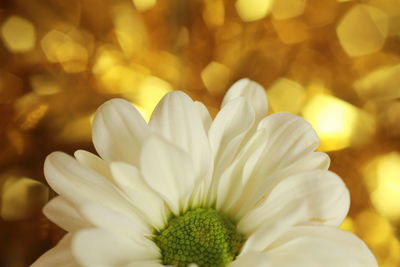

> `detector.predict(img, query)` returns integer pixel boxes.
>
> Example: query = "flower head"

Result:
[32,79,377,267]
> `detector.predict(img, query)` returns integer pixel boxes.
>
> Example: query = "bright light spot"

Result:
[132,0,156,12]
[268,78,305,113]
[1,16,36,53]
[366,152,400,221]
[1,177,48,221]
[125,76,173,121]
[337,4,389,57]
[340,217,356,232]
[302,94,374,151]
[201,61,230,95]
[235,0,274,22]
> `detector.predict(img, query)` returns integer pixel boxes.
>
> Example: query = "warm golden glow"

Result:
[364,153,400,221]
[1,0,400,265]
[1,177,48,221]
[1,16,36,53]
[337,4,389,57]
[268,78,305,114]
[235,0,274,22]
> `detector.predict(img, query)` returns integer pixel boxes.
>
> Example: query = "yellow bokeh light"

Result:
[302,94,374,151]
[340,217,356,232]
[30,74,61,95]
[1,177,48,221]
[235,0,274,22]
[113,4,147,58]
[124,76,173,121]
[41,30,88,73]
[337,4,389,57]
[268,78,305,114]
[201,61,230,95]
[355,210,393,246]
[365,152,400,221]
[1,16,36,53]
[354,64,400,101]
[132,0,156,12]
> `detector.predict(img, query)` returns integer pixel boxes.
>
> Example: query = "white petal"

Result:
[31,234,78,267]
[43,197,89,232]
[195,101,212,131]
[238,204,307,254]
[239,170,349,235]
[79,203,151,241]
[149,91,211,183]
[209,97,255,168]
[72,228,159,267]
[228,252,271,267]
[74,150,112,180]
[267,226,377,267]
[110,162,167,229]
[140,136,196,215]
[44,152,134,216]
[92,98,149,165]
[208,97,255,203]
[222,78,268,121]
[235,113,324,215]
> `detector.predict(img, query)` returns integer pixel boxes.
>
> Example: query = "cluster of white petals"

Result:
[32,79,377,267]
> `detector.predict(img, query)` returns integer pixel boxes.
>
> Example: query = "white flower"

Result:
[32,79,377,267]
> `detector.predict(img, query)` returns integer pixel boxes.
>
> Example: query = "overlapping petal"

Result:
[266,226,377,267]
[92,98,149,166]
[149,91,212,182]
[71,228,159,267]
[140,136,196,215]
[43,197,90,232]
[31,234,77,267]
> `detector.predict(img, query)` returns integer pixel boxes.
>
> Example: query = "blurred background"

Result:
[0,0,399,266]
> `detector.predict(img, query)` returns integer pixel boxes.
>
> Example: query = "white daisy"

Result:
[32,79,377,267]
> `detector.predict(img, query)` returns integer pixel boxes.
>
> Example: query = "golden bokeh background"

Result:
[0,0,399,266]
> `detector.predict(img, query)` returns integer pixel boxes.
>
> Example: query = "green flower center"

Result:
[153,208,244,267]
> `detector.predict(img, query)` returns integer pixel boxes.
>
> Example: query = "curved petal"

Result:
[92,98,149,165]
[229,252,271,267]
[140,136,196,215]
[110,162,167,229]
[43,196,90,232]
[79,203,152,242]
[222,78,268,121]
[71,228,160,267]
[74,150,112,180]
[31,234,78,267]
[267,226,377,267]
[149,91,212,183]
[238,170,349,235]
[208,97,255,203]
[195,101,212,131]
[235,113,324,215]
[44,152,134,216]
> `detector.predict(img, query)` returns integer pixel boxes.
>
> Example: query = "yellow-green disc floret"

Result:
[153,208,244,267]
